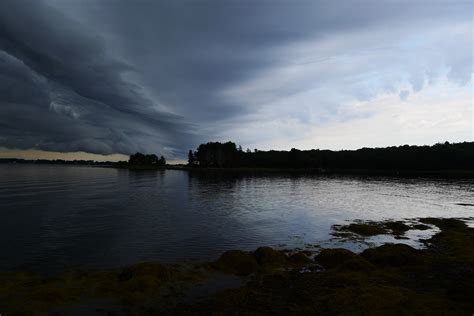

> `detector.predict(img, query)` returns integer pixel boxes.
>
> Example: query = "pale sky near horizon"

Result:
[0,149,128,162]
[0,0,472,160]
[0,148,189,163]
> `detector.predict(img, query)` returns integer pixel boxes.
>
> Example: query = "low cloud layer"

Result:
[0,0,472,157]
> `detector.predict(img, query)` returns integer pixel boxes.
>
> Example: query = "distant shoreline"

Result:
[1,161,473,178]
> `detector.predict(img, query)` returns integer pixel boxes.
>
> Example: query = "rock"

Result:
[213,250,259,275]
[336,258,374,272]
[412,224,431,230]
[288,252,312,264]
[361,244,423,266]
[253,247,287,267]
[384,221,410,235]
[118,262,172,282]
[345,223,387,236]
[315,248,359,268]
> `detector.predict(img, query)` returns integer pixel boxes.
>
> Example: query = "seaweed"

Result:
[211,250,259,276]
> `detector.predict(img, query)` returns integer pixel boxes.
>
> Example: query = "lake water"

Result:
[0,165,473,273]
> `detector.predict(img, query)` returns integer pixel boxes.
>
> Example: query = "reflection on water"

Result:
[0,165,473,273]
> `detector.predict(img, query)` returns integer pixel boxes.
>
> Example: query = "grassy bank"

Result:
[1,217,473,315]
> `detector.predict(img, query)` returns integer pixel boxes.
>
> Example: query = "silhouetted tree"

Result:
[129,152,166,167]
[195,141,240,167]
[188,150,196,166]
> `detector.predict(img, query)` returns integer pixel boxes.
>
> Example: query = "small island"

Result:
[116,152,167,170]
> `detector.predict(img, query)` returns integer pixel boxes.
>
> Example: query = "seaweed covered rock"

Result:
[335,220,415,238]
[336,257,374,272]
[253,247,287,267]
[361,244,423,266]
[288,252,312,264]
[421,218,474,264]
[384,221,410,235]
[118,262,173,282]
[420,218,467,231]
[345,223,387,236]
[325,284,455,315]
[315,248,359,269]
[114,262,176,302]
[213,250,259,275]
[0,272,82,314]
[412,223,431,230]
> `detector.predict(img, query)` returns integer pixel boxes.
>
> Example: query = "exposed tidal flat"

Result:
[0,165,473,314]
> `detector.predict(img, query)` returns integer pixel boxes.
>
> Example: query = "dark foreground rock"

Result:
[0,218,473,315]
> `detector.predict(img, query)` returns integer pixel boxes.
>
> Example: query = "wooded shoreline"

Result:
[2,141,473,178]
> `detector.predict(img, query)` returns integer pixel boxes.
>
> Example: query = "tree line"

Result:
[187,141,474,170]
[127,153,166,167]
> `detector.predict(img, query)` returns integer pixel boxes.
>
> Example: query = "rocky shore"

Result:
[1,217,473,315]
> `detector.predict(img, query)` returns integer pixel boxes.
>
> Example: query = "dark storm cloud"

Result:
[0,0,472,156]
[60,0,470,121]
[0,0,196,157]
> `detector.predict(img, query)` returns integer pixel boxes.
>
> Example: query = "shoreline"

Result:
[2,162,473,178]
[169,165,474,178]
[1,217,473,314]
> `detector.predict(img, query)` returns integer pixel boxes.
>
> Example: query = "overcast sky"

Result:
[0,0,472,159]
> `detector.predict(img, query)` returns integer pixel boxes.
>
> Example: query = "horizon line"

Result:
[0,140,469,163]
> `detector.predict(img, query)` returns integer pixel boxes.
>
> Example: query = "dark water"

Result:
[0,165,473,273]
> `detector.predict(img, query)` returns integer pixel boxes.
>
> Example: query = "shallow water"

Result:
[0,165,473,273]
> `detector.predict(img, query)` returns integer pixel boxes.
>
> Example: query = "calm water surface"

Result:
[0,165,473,273]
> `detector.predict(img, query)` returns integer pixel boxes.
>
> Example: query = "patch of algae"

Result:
[333,218,422,238]
[0,261,206,315]
[211,250,259,276]
[211,247,313,276]
[345,222,388,236]
[0,271,83,315]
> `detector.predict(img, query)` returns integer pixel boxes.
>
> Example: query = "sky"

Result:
[0,0,472,160]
